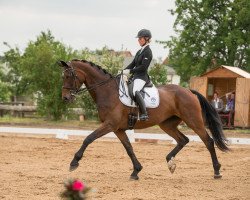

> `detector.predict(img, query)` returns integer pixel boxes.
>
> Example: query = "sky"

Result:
[0,0,176,60]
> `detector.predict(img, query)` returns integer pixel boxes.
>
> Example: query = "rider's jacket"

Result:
[125,45,152,82]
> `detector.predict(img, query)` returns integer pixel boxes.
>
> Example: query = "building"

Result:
[166,66,180,85]
[162,57,180,85]
[190,65,250,127]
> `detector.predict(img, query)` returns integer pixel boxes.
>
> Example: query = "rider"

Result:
[123,29,153,121]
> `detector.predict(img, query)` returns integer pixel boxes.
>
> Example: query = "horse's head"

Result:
[59,59,114,103]
[58,60,84,103]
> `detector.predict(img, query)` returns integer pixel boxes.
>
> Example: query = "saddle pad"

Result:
[119,75,160,108]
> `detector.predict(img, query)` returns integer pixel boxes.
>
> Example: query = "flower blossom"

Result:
[72,180,85,191]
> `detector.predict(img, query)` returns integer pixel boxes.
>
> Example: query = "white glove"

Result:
[123,69,130,75]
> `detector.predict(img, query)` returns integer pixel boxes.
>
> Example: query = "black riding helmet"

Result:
[136,29,152,39]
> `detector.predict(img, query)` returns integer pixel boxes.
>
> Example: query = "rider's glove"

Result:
[122,69,130,75]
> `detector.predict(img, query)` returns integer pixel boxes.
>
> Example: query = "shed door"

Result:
[190,77,208,98]
[234,78,250,127]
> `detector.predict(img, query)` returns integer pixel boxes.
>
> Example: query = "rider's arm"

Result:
[125,58,136,70]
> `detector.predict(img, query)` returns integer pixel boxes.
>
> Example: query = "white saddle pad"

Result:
[119,75,160,108]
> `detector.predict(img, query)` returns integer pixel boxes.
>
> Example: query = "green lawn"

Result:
[0,116,100,129]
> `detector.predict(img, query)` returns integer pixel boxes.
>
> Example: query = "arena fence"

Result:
[0,126,250,145]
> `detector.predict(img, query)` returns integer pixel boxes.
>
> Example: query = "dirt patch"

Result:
[0,134,249,200]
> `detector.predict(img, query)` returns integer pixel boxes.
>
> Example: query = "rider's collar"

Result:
[140,44,149,53]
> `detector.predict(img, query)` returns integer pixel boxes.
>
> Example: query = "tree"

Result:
[93,46,124,75]
[149,63,167,85]
[22,31,79,120]
[0,62,11,102]
[162,0,250,83]
[3,30,77,120]
[2,45,25,100]
[2,31,126,120]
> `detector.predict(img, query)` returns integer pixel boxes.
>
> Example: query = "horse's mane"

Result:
[72,59,113,77]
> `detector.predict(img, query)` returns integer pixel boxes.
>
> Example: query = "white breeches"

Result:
[133,79,146,96]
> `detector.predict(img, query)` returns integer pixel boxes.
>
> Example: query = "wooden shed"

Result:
[190,65,250,128]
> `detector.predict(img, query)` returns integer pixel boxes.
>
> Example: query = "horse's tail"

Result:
[191,90,229,152]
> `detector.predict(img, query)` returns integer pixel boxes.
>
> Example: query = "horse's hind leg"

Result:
[159,116,189,174]
[184,117,222,178]
[115,130,142,180]
[203,130,222,179]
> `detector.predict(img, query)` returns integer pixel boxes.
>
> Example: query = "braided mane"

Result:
[72,59,113,77]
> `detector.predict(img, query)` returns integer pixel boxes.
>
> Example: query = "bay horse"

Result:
[59,59,229,180]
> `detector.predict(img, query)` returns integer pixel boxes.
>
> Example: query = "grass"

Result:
[0,116,100,129]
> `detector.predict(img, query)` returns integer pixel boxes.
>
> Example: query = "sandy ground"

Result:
[0,134,249,200]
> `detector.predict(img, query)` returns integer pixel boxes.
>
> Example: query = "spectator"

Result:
[221,92,235,126]
[224,92,235,113]
[211,92,224,113]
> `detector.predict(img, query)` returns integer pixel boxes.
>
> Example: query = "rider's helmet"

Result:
[136,29,152,39]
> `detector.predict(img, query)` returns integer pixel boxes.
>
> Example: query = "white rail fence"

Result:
[0,126,250,145]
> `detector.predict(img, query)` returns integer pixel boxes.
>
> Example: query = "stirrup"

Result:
[140,114,149,121]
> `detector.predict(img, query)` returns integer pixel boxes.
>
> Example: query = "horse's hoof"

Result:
[130,175,139,180]
[168,157,176,174]
[214,174,222,179]
[69,163,79,172]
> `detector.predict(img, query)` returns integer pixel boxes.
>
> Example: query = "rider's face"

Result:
[138,37,146,46]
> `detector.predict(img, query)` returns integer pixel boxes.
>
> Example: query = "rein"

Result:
[77,76,118,94]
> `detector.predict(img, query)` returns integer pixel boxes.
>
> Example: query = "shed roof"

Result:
[222,65,250,78]
[201,65,250,78]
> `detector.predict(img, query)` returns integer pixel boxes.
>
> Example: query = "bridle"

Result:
[62,66,82,96]
[62,63,120,96]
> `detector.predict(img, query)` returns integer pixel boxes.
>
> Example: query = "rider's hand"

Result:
[122,69,130,75]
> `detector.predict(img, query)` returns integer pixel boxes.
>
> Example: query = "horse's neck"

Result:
[78,63,118,105]
[88,79,118,105]
[81,67,101,84]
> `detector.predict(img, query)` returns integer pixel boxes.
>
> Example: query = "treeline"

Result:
[160,0,250,82]
[0,31,167,120]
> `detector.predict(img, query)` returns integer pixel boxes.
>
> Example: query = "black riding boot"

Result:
[135,91,149,121]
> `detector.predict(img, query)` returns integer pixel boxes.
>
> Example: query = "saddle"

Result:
[127,78,153,101]
[119,75,159,108]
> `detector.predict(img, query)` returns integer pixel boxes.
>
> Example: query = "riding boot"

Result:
[135,91,149,121]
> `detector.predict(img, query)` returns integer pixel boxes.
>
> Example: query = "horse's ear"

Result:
[58,60,69,68]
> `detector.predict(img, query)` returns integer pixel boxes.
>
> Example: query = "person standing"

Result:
[123,29,153,121]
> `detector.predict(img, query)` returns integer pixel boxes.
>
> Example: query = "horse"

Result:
[59,59,229,180]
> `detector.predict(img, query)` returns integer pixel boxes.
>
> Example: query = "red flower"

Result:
[72,180,85,191]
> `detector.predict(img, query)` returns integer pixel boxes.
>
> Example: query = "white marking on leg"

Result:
[168,157,176,174]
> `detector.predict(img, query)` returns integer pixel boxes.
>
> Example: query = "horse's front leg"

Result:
[70,123,113,171]
[115,130,142,180]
